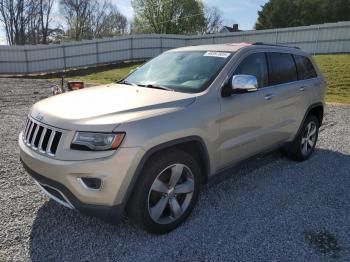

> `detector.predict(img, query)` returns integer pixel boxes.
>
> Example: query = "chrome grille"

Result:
[22,118,62,156]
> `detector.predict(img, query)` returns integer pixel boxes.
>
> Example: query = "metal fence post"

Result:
[160,36,163,53]
[314,25,321,55]
[24,48,29,75]
[95,41,99,65]
[275,28,279,44]
[62,45,67,71]
[130,36,134,61]
[185,36,190,47]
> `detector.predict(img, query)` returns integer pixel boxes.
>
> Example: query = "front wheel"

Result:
[283,115,320,161]
[127,150,201,234]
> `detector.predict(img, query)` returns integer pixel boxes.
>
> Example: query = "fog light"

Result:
[78,177,103,190]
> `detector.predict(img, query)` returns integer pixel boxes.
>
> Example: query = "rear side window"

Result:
[294,55,317,80]
[234,53,268,88]
[268,53,297,85]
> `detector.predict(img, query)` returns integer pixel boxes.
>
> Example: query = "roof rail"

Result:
[252,42,300,49]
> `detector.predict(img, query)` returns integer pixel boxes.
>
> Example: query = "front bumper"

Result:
[21,160,122,219]
[19,132,145,220]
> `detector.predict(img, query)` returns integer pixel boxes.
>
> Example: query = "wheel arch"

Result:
[308,103,324,126]
[296,102,324,137]
[122,136,210,208]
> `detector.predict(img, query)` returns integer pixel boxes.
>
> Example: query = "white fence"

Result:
[0,21,350,75]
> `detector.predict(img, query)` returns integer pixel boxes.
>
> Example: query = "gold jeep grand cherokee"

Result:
[19,43,325,234]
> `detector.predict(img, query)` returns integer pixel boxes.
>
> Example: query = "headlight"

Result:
[71,132,125,151]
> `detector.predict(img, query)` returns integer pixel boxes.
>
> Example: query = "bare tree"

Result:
[39,0,54,44]
[0,0,56,45]
[90,1,127,38]
[26,0,41,44]
[0,0,29,44]
[60,0,92,41]
[60,0,127,41]
[203,6,223,34]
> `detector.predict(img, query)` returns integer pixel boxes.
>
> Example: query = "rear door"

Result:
[293,54,320,111]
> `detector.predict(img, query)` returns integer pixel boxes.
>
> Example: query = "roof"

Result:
[168,43,309,56]
[169,43,252,53]
[220,26,242,33]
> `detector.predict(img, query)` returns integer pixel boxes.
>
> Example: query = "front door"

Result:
[218,52,272,168]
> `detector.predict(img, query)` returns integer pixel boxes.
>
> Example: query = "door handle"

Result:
[264,94,273,100]
[299,86,305,91]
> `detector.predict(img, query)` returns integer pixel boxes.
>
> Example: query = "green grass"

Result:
[314,54,350,104]
[16,54,350,104]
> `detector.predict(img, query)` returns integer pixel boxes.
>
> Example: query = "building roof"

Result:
[220,26,242,33]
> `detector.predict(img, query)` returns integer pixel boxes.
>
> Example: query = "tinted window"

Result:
[294,55,317,80]
[268,53,297,85]
[234,53,268,88]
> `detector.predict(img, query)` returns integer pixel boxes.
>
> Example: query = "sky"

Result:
[0,0,268,45]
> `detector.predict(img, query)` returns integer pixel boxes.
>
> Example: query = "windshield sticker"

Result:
[203,51,231,58]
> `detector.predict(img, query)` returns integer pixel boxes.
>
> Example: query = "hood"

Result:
[30,84,196,131]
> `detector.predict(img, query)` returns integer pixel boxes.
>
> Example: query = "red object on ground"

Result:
[67,81,84,91]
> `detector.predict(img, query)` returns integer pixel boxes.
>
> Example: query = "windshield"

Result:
[123,51,231,93]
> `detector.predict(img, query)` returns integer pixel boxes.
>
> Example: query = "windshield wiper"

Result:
[139,84,174,91]
[118,80,137,86]
[119,80,174,91]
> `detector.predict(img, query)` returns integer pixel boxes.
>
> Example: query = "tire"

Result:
[283,115,319,161]
[127,149,201,234]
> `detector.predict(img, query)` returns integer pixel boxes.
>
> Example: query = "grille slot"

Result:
[22,118,63,157]
[51,132,62,154]
[41,129,52,152]
[29,123,38,144]
[33,126,44,148]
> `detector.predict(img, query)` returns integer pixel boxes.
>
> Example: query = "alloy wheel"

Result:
[301,121,317,156]
[147,163,195,224]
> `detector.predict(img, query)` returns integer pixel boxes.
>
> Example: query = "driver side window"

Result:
[234,53,268,88]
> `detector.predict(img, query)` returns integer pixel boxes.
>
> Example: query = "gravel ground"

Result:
[0,78,349,262]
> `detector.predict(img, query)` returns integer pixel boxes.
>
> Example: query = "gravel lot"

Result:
[1,78,349,261]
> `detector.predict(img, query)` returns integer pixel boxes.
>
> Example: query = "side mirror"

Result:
[223,75,258,96]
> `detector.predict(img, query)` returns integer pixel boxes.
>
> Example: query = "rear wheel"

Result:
[283,115,319,161]
[127,149,201,234]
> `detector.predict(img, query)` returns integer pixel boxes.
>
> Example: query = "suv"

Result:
[19,43,325,234]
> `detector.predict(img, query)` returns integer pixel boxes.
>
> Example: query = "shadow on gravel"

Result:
[28,149,350,261]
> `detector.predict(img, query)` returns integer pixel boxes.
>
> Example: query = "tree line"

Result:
[0,0,128,45]
[256,0,350,29]
[0,0,223,45]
